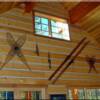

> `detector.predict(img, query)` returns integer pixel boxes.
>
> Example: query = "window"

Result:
[66,88,100,99]
[66,89,73,100]
[0,91,14,100]
[20,91,42,100]
[34,12,70,40]
[77,88,100,99]
[50,94,66,100]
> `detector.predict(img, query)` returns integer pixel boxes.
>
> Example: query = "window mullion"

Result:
[40,17,42,32]
[48,19,52,37]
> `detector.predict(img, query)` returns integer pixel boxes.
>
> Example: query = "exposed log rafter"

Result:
[69,2,100,24]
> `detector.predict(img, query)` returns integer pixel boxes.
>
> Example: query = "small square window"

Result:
[34,12,70,41]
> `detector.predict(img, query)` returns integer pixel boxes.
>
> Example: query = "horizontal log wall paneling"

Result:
[0,7,99,87]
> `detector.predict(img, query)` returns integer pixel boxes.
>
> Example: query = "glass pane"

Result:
[56,22,63,27]
[35,23,41,30]
[57,28,64,35]
[0,91,14,100]
[35,16,41,23]
[35,30,49,36]
[84,89,91,99]
[51,20,70,40]
[51,20,57,27]
[42,31,49,36]
[91,89,97,100]
[6,91,14,100]
[20,91,26,100]
[66,89,73,100]
[35,30,42,35]
[77,88,100,99]
[52,33,62,39]
[42,25,48,31]
[50,94,66,100]
[62,32,70,40]
[97,89,100,99]
[51,27,58,33]
[0,91,6,99]
[32,91,42,100]
[41,18,48,25]
[78,89,85,99]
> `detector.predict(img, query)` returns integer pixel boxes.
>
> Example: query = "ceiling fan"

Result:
[0,32,32,72]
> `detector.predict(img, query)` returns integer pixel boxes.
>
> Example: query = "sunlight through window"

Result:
[34,12,70,40]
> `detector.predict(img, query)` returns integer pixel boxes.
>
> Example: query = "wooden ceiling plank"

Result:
[69,2,100,24]
[63,2,80,10]
[78,6,100,27]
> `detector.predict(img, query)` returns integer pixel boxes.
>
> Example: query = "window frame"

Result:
[33,11,71,41]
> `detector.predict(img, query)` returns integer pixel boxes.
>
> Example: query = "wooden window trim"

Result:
[33,11,71,41]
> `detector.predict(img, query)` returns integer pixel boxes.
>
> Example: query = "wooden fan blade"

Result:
[36,42,39,56]
[0,49,15,70]
[16,34,26,48]
[6,32,16,46]
[48,52,51,69]
[88,65,97,73]
[88,66,92,73]
[16,50,32,72]
[92,65,98,73]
